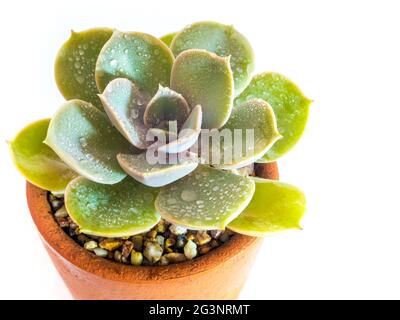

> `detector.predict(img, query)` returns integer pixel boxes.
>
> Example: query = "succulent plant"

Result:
[9,22,311,238]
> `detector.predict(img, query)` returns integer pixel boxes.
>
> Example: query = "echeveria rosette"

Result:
[9,21,311,238]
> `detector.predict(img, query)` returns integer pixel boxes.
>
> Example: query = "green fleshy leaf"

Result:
[9,119,77,192]
[155,165,255,230]
[99,78,150,149]
[170,49,234,129]
[210,99,281,169]
[171,21,254,96]
[158,104,202,154]
[65,177,160,237]
[55,28,113,109]
[45,100,132,184]
[117,152,198,187]
[228,178,306,236]
[160,32,177,46]
[144,86,190,128]
[235,72,312,161]
[95,31,174,96]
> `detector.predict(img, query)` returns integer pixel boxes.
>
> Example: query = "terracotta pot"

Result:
[26,162,278,300]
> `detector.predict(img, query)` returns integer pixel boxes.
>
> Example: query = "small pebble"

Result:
[160,256,169,266]
[52,200,64,211]
[165,237,176,252]
[195,231,211,245]
[121,241,134,258]
[156,220,167,233]
[210,240,219,248]
[146,230,157,239]
[186,232,195,241]
[165,237,176,246]
[199,244,211,255]
[76,234,90,244]
[169,224,187,235]
[114,250,122,262]
[131,235,143,251]
[176,234,187,248]
[143,241,163,263]
[99,239,123,251]
[69,219,79,230]
[84,240,98,251]
[121,256,129,264]
[56,216,70,228]
[54,206,68,218]
[68,228,77,237]
[219,232,231,243]
[164,253,186,263]
[131,252,143,266]
[156,235,165,247]
[164,238,176,252]
[184,240,197,260]
[49,194,64,211]
[93,247,108,257]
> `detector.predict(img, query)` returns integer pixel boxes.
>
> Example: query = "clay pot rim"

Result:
[27,183,259,283]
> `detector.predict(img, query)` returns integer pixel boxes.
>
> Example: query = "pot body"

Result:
[26,162,278,300]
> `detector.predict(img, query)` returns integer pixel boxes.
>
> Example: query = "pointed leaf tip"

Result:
[171,49,234,129]
[95,31,174,96]
[55,28,113,109]
[171,21,254,96]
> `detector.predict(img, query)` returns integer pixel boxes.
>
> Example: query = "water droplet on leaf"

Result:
[181,190,197,202]
[75,75,85,84]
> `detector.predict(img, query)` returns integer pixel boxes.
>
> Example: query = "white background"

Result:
[1,0,399,299]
